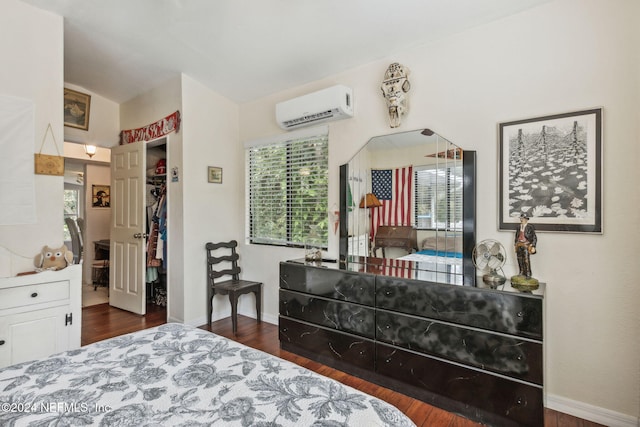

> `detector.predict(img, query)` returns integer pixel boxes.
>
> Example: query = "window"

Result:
[414,164,463,231]
[63,187,81,241]
[246,127,328,248]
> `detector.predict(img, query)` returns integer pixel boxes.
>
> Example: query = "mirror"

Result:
[339,128,476,285]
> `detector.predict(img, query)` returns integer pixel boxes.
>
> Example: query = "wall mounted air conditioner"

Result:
[276,85,353,130]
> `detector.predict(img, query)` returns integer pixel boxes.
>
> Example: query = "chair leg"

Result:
[255,288,262,324]
[229,292,239,335]
[207,288,213,327]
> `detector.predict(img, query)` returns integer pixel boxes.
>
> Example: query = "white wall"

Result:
[118,74,241,326]
[64,83,120,148]
[238,0,640,423]
[180,75,242,326]
[119,76,184,322]
[0,0,63,263]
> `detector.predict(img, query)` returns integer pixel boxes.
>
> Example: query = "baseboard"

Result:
[182,311,278,329]
[546,394,638,427]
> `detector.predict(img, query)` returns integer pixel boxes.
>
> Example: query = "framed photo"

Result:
[499,108,602,233]
[92,185,110,208]
[208,166,222,184]
[64,88,91,130]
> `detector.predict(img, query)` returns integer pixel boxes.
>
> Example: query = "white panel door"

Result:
[110,141,146,314]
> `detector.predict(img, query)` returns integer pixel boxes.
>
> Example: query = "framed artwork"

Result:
[63,88,91,130]
[499,108,602,233]
[92,185,110,208]
[208,166,222,184]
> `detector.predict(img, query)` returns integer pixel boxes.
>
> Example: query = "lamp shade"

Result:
[360,193,382,208]
[84,144,97,158]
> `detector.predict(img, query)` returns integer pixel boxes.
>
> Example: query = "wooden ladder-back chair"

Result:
[206,240,262,335]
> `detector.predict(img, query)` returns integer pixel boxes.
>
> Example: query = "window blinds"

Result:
[246,127,328,247]
[414,164,463,231]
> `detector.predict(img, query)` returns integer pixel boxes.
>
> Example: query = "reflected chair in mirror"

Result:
[206,240,262,335]
[64,217,83,264]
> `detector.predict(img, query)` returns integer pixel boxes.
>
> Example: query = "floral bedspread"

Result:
[0,323,415,426]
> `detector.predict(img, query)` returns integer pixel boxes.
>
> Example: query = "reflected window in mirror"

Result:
[414,164,463,232]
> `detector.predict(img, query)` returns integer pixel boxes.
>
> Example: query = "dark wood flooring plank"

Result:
[557,411,582,427]
[544,408,559,427]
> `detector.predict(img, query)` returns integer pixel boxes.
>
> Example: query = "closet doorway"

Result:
[109,137,168,315]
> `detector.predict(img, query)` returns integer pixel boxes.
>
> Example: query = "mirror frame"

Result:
[338,130,477,285]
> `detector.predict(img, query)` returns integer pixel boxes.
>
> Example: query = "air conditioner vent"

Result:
[276,86,353,130]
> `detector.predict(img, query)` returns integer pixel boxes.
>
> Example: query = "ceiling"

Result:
[21,0,550,104]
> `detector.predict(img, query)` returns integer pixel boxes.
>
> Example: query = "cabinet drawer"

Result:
[280,289,375,339]
[279,316,374,371]
[376,309,542,384]
[280,262,375,305]
[376,343,543,427]
[376,276,543,339]
[0,280,70,311]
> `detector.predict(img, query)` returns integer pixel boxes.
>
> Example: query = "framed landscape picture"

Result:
[499,108,602,233]
[64,88,91,130]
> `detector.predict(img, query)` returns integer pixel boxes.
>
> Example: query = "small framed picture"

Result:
[208,166,222,184]
[499,108,602,233]
[92,185,110,208]
[64,88,91,130]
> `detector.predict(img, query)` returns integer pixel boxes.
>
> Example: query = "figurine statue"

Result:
[511,213,539,290]
[380,62,411,128]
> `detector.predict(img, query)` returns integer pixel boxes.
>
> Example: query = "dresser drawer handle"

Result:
[0,340,5,345]
[31,292,38,298]
[517,311,524,318]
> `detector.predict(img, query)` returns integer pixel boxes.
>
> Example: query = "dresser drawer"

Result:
[279,316,374,370]
[376,343,543,427]
[280,289,375,339]
[0,280,70,311]
[376,309,542,384]
[280,262,375,305]
[376,276,543,339]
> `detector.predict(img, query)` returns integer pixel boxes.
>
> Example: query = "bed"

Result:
[0,323,415,426]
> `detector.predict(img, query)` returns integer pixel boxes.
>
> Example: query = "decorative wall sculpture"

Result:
[380,63,411,128]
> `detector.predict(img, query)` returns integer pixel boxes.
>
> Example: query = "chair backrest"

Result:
[65,217,82,264]
[76,217,85,248]
[206,240,241,286]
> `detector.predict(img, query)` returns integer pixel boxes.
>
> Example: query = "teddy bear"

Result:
[34,244,74,271]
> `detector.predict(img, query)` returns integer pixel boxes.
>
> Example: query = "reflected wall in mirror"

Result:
[339,128,476,284]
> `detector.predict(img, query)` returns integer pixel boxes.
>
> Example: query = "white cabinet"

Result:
[0,265,81,367]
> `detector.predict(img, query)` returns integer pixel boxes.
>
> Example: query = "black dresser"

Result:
[279,259,544,427]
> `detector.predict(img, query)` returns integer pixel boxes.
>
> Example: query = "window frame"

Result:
[63,184,83,242]
[413,163,463,232]
[246,126,329,248]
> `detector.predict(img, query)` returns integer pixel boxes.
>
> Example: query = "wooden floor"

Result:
[81,305,605,427]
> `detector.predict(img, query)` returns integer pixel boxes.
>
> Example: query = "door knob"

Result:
[133,233,148,239]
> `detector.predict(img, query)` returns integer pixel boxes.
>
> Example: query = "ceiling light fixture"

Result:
[84,144,97,158]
